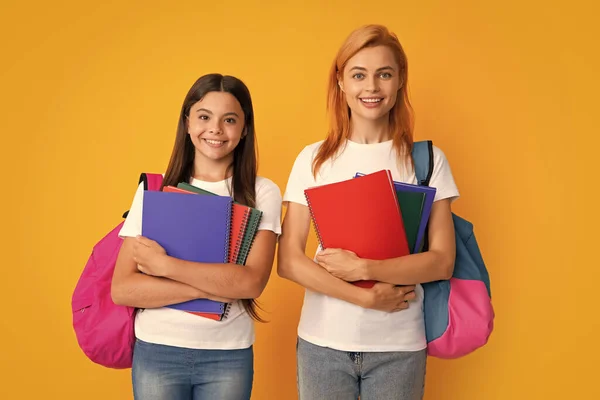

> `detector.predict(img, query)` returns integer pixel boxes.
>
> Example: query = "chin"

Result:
[204,151,231,161]
[354,111,390,122]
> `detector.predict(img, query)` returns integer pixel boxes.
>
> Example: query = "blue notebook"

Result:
[142,191,232,313]
[355,172,436,253]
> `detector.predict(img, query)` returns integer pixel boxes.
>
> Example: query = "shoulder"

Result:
[431,144,450,165]
[426,143,459,202]
[256,176,281,196]
[255,176,282,203]
[254,176,283,234]
[294,140,325,163]
[118,181,145,238]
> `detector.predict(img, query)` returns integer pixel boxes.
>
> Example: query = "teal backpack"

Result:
[412,140,494,358]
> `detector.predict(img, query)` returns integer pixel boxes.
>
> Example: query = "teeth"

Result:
[361,98,382,103]
[205,139,224,145]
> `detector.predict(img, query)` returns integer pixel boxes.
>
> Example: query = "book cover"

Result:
[142,191,232,313]
[304,170,409,288]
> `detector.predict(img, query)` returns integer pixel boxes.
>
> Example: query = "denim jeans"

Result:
[297,337,427,400]
[132,339,253,400]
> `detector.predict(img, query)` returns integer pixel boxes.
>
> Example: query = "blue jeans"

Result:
[297,337,427,400]
[132,339,253,400]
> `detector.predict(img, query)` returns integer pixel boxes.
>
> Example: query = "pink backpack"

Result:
[72,173,163,368]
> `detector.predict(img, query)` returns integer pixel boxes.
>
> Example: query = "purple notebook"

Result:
[142,191,232,313]
[355,172,436,253]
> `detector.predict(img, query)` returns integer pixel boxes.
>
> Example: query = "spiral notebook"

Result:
[164,185,253,264]
[176,182,263,265]
[355,173,436,253]
[304,169,410,288]
[141,191,232,316]
[165,183,262,321]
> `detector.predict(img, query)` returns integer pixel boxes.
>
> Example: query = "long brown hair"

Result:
[313,24,415,177]
[161,73,264,321]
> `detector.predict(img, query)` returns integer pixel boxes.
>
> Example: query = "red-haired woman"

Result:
[278,25,460,399]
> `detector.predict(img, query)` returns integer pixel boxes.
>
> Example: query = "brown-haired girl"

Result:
[112,73,282,400]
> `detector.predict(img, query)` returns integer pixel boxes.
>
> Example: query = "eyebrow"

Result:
[349,66,395,72]
[195,108,240,118]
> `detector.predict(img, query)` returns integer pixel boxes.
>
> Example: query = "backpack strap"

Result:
[139,173,163,191]
[122,173,164,218]
[412,140,434,187]
[412,140,434,251]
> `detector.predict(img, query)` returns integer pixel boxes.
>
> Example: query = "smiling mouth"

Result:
[360,97,383,103]
[203,139,226,145]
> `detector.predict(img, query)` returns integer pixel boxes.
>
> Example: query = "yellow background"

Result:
[1,0,597,398]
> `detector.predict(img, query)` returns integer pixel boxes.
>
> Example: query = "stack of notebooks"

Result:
[142,182,263,321]
[304,169,436,288]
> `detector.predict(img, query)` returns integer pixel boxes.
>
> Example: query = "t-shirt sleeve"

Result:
[429,145,460,203]
[255,178,283,235]
[118,182,144,238]
[282,146,316,207]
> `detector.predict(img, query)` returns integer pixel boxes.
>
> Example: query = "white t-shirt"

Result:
[119,176,282,350]
[283,139,459,352]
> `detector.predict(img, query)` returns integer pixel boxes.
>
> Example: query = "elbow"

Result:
[244,276,267,299]
[440,257,455,281]
[111,281,130,306]
[276,251,292,280]
[111,285,125,306]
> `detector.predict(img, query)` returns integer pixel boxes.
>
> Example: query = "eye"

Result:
[380,72,392,79]
[224,118,237,124]
[198,115,209,120]
[352,73,365,80]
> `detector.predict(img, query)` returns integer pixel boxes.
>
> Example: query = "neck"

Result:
[348,115,391,144]
[192,151,233,182]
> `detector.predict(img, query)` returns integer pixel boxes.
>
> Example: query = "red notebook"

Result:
[304,170,410,288]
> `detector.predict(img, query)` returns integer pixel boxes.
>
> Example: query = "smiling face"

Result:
[339,45,402,125]
[186,91,245,164]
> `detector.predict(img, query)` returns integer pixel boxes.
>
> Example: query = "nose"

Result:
[365,76,380,93]
[208,122,223,135]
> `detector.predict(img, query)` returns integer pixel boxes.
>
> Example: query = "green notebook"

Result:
[395,190,425,253]
[176,182,263,265]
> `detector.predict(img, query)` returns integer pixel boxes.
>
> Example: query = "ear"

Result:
[185,115,190,134]
[336,70,345,92]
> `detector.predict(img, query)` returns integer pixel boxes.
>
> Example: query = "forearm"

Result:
[163,258,263,299]
[279,249,367,306]
[365,250,454,285]
[112,272,230,309]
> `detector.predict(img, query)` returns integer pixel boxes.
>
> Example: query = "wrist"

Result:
[160,254,176,278]
[351,285,373,308]
[360,258,376,281]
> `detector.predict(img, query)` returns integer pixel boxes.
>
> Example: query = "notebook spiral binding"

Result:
[219,198,234,321]
[221,303,231,320]
[232,208,251,263]
[224,198,233,263]
[239,210,263,265]
[304,191,325,249]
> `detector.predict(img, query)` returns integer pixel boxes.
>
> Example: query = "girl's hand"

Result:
[133,236,170,277]
[315,248,366,282]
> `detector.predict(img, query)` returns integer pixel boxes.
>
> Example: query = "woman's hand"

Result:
[362,283,417,312]
[315,248,366,282]
[133,236,170,277]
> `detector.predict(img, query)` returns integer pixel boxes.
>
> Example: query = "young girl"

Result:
[278,25,459,399]
[112,73,282,400]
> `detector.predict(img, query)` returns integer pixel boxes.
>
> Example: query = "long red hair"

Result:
[312,24,414,177]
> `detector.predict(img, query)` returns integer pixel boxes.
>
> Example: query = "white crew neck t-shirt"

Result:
[283,139,459,352]
[119,175,282,350]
